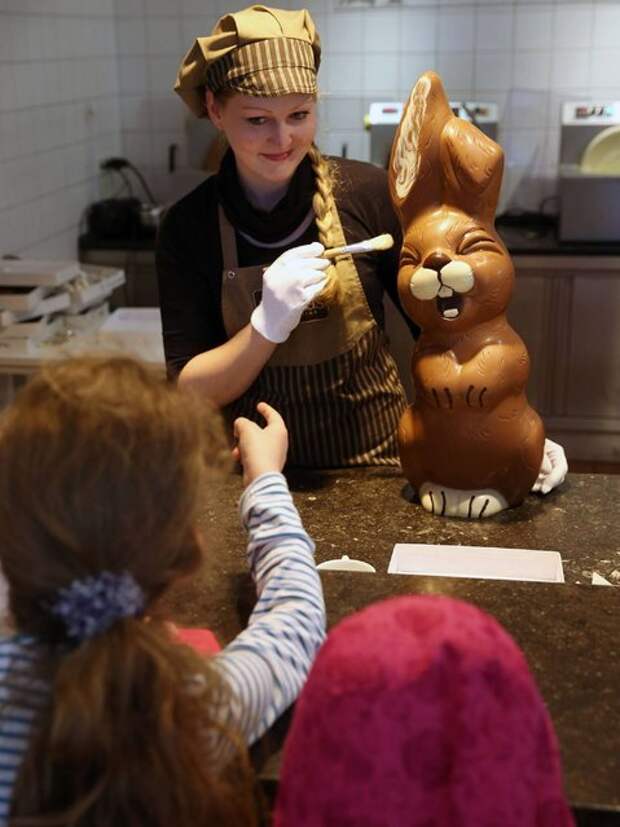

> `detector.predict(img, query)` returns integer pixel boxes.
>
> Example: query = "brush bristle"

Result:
[370,233,394,251]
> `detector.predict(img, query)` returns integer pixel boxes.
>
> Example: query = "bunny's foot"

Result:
[419,483,508,519]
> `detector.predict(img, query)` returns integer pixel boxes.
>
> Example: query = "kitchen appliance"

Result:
[558,101,620,242]
[366,100,499,169]
[89,158,163,242]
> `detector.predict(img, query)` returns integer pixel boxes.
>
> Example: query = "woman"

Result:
[158,5,414,468]
[159,5,567,490]
[274,595,575,827]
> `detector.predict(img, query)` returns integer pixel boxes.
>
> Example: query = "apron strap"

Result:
[219,205,239,271]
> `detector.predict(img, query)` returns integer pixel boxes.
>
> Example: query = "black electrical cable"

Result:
[99,157,156,204]
[460,102,479,129]
[538,194,559,216]
[126,162,157,205]
[114,168,134,198]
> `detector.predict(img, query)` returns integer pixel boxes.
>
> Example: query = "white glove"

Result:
[531,438,568,495]
[250,242,329,343]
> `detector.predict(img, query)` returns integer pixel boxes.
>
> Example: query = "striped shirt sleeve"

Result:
[0,636,47,826]
[212,471,326,747]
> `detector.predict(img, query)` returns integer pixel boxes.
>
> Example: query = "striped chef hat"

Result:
[175,5,321,118]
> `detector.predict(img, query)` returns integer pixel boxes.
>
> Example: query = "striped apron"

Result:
[220,205,406,467]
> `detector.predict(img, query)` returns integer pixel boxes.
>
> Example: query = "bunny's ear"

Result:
[388,71,452,222]
[440,118,504,226]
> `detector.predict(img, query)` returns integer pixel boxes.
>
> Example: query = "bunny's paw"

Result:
[419,483,508,519]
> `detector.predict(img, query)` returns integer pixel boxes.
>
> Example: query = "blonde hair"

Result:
[0,356,260,827]
[308,142,341,304]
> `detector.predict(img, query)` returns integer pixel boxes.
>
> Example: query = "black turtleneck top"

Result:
[156,151,417,377]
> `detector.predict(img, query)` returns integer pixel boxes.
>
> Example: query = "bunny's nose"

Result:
[422,251,451,272]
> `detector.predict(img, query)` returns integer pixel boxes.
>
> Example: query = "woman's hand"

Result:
[233,402,289,486]
[250,242,329,343]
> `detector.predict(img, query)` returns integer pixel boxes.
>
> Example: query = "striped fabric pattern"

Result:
[0,637,47,824]
[0,473,325,822]
[206,37,317,97]
[229,326,407,467]
[213,472,326,748]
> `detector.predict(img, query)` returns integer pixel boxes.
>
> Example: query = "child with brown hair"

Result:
[0,356,325,826]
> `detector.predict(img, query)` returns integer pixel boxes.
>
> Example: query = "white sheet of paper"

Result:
[388,543,564,584]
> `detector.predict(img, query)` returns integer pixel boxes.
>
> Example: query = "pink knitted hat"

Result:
[275,595,574,827]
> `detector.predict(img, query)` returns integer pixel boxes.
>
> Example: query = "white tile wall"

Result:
[109,0,620,216]
[2,0,620,261]
[0,3,120,258]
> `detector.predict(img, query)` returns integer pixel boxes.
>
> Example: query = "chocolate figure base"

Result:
[399,393,545,518]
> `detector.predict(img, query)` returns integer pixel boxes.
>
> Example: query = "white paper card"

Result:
[592,572,613,586]
[388,543,564,584]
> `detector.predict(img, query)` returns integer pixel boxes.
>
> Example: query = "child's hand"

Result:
[232,402,288,487]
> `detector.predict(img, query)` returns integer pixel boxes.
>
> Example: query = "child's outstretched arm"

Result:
[213,403,326,747]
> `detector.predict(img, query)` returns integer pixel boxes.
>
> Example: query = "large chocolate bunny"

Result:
[388,72,544,518]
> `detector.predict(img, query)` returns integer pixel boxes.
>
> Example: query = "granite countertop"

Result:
[161,470,620,821]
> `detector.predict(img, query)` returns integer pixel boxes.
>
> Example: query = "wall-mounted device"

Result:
[558,101,620,242]
[88,158,163,242]
[365,100,499,168]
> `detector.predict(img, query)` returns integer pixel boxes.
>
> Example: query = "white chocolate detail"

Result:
[419,483,509,519]
[409,259,475,303]
[440,260,474,293]
[392,76,431,200]
[409,267,441,300]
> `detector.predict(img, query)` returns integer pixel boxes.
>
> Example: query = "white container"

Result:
[0,259,79,287]
[0,285,45,311]
[67,267,125,313]
[12,290,70,322]
[0,309,15,328]
[388,543,564,584]
[0,315,63,342]
[64,301,109,334]
[0,314,63,343]
[317,555,376,573]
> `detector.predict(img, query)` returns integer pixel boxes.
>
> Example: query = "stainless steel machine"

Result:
[365,100,499,169]
[558,101,620,242]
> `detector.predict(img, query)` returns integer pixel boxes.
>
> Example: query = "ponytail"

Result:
[10,620,259,827]
[308,143,341,304]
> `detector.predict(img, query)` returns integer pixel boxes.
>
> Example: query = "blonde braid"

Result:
[308,143,341,304]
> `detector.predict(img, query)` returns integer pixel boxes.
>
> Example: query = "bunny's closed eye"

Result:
[457,230,499,256]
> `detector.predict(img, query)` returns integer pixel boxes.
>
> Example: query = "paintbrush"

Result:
[322,233,394,259]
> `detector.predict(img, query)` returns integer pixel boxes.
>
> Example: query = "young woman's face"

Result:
[207,91,317,193]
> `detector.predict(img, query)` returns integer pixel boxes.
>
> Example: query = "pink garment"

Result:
[275,595,574,827]
[174,626,221,655]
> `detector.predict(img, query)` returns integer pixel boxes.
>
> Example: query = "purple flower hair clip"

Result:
[50,571,145,642]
